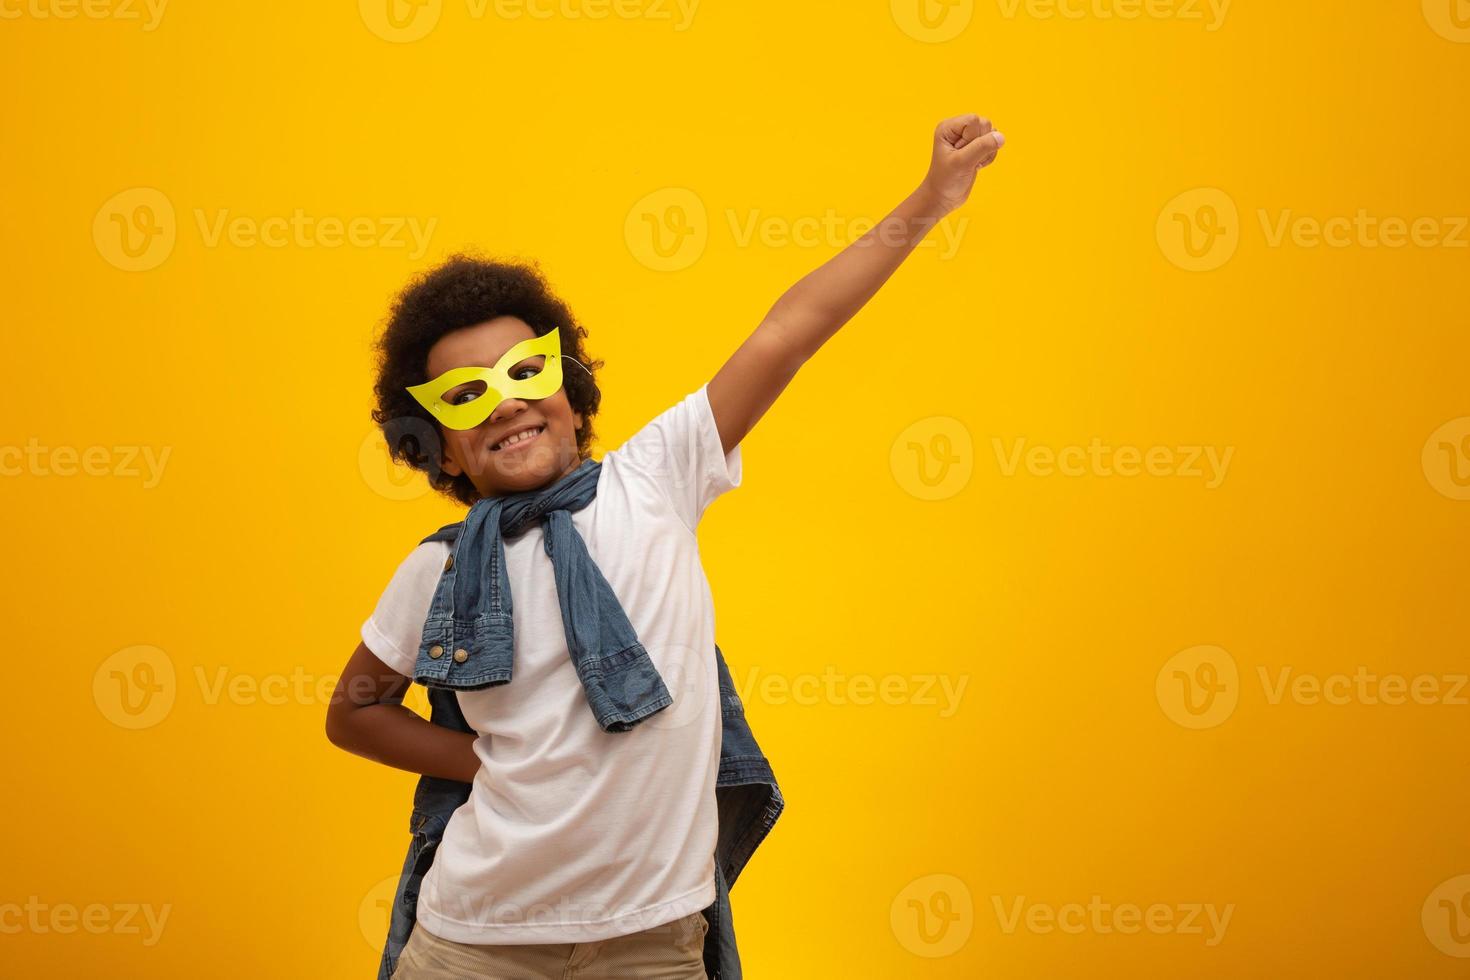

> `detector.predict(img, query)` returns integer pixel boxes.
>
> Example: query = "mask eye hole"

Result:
[510,356,546,381]
[444,379,487,405]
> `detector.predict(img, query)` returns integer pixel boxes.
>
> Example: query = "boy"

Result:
[326,114,1004,979]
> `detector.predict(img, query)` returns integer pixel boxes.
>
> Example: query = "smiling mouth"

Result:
[492,425,546,453]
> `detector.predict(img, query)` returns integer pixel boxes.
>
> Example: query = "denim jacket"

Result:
[409,460,675,732]
[376,521,785,980]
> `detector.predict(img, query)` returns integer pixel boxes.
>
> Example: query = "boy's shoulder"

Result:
[417,520,466,548]
[600,385,710,471]
[384,537,453,592]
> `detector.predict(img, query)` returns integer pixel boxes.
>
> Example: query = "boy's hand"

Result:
[920,114,1005,215]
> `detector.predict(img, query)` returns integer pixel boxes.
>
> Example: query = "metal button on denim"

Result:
[443,555,454,571]
[452,649,469,663]
[428,645,444,659]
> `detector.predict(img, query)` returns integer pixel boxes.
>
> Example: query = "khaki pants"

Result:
[391,911,710,980]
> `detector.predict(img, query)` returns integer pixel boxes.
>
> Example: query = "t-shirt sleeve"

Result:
[360,541,452,677]
[611,382,743,532]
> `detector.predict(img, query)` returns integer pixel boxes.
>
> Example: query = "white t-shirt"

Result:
[361,382,741,945]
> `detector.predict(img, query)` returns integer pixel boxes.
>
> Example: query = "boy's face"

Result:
[425,316,585,499]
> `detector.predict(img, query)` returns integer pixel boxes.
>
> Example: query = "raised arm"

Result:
[706,114,1005,456]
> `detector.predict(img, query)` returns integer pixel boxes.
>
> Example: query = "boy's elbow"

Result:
[324,701,354,749]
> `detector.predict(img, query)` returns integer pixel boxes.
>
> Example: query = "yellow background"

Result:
[4,0,1469,976]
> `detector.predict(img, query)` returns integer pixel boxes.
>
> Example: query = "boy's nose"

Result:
[487,396,528,427]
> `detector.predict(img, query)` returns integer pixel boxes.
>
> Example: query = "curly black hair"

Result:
[371,251,604,507]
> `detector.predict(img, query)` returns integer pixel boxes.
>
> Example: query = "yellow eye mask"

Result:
[406,327,567,431]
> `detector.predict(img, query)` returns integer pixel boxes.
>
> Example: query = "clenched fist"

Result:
[921,114,1005,214]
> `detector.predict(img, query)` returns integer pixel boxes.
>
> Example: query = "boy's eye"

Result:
[437,355,545,407]
[445,380,487,406]
[510,356,545,381]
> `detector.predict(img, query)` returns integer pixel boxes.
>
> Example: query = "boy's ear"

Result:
[438,437,463,478]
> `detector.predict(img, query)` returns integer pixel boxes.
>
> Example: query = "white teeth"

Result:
[495,426,543,451]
